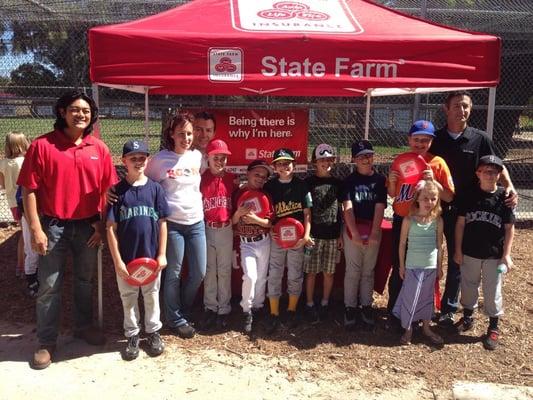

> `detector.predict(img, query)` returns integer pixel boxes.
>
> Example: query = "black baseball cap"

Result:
[122,140,149,157]
[272,148,295,163]
[351,140,374,157]
[247,159,272,176]
[477,155,504,171]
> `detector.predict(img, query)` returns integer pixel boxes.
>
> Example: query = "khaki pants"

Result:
[460,255,503,317]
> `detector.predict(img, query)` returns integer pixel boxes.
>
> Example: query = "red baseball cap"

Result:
[206,139,231,156]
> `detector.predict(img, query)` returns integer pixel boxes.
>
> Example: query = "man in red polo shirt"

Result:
[18,91,118,370]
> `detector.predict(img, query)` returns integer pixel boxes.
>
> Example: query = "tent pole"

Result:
[91,82,103,329]
[486,87,496,140]
[364,90,372,140]
[144,87,150,143]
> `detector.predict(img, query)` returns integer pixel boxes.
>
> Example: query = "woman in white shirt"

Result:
[145,112,205,339]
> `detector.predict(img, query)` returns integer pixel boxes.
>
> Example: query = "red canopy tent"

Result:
[89,0,500,98]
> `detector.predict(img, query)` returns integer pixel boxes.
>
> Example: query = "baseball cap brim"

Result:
[272,156,295,163]
[353,149,374,157]
[410,131,435,137]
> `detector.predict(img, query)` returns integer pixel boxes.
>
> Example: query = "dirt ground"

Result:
[0,223,532,396]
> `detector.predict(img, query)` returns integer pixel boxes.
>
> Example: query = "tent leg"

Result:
[486,87,496,140]
[144,87,150,143]
[91,84,101,137]
[364,91,372,140]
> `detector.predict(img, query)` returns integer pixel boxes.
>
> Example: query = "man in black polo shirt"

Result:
[430,91,517,326]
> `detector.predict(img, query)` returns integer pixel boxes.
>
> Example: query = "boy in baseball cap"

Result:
[264,147,313,333]
[304,144,342,323]
[341,139,387,328]
[454,154,514,350]
[107,139,169,361]
[200,139,238,332]
[232,159,274,334]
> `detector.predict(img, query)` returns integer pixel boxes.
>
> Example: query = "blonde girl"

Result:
[0,132,31,277]
[392,179,444,345]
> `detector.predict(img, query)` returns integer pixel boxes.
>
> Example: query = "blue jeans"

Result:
[164,220,207,328]
[440,207,461,314]
[37,216,97,345]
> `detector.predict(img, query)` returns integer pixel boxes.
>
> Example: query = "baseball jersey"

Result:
[200,170,237,223]
[107,178,169,265]
[306,175,343,240]
[391,152,455,217]
[264,176,312,224]
[342,170,387,221]
[457,186,515,259]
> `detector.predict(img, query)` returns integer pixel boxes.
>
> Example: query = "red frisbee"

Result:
[391,152,428,185]
[272,217,304,249]
[125,257,158,287]
[236,189,270,219]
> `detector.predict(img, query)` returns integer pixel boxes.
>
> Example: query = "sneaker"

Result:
[31,345,55,370]
[438,312,455,327]
[344,306,357,330]
[483,328,499,351]
[456,316,474,333]
[216,314,229,330]
[174,323,196,339]
[146,331,164,357]
[361,306,375,326]
[123,335,140,361]
[318,304,329,321]
[243,312,253,334]
[201,310,218,331]
[304,305,319,324]
[286,310,299,329]
[74,327,106,345]
[26,273,39,297]
[265,315,280,335]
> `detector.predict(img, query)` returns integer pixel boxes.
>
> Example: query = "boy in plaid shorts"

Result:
[304,144,343,323]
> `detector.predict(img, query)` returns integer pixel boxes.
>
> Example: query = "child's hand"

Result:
[453,251,463,266]
[236,204,252,220]
[350,232,364,247]
[337,237,343,250]
[87,221,104,247]
[156,254,167,272]
[422,169,434,180]
[31,229,48,255]
[368,229,381,246]
[399,265,406,280]
[501,255,514,272]
[504,189,518,208]
[388,170,399,184]
[114,261,129,280]
[242,212,259,225]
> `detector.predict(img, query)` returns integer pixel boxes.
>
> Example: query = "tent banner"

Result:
[209,108,309,173]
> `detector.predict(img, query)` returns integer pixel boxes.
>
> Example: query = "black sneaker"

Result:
[318,304,329,321]
[304,305,319,324]
[286,310,299,329]
[438,312,455,327]
[174,323,196,339]
[265,315,280,335]
[216,314,229,331]
[361,306,375,326]
[455,316,474,333]
[123,335,139,361]
[27,280,39,298]
[146,331,164,357]
[344,306,357,330]
[483,328,499,350]
[201,310,218,331]
[243,312,253,334]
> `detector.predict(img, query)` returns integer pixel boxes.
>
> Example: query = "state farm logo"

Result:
[209,48,243,82]
[231,0,363,34]
[258,2,329,21]
[245,148,257,159]
[399,160,420,179]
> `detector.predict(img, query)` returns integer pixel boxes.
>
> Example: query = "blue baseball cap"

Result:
[409,120,435,137]
[122,139,149,157]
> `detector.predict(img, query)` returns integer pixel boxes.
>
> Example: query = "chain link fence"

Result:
[0,0,531,221]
